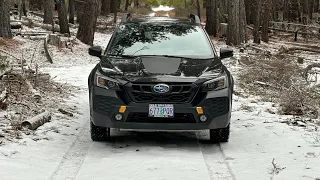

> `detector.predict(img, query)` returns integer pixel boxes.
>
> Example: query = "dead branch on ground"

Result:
[58,108,73,117]
[0,49,21,61]
[270,158,286,175]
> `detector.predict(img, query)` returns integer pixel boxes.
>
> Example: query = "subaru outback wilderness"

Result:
[88,13,234,142]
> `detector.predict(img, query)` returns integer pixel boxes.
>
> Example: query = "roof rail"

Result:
[188,14,201,24]
[121,13,132,22]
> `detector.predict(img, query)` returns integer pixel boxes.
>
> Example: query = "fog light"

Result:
[115,114,123,121]
[200,115,207,122]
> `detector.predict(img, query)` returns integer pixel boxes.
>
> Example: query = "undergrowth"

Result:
[239,53,320,119]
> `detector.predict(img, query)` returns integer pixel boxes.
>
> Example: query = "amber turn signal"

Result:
[119,106,127,113]
[196,107,203,114]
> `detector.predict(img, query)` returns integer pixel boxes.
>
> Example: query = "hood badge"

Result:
[153,84,170,93]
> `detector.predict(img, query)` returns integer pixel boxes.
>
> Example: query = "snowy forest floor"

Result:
[0,14,320,180]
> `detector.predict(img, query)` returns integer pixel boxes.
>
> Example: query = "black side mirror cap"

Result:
[220,48,233,60]
[89,46,102,58]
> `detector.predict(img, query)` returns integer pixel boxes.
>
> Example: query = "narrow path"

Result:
[48,120,92,180]
[48,119,236,180]
[197,132,236,180]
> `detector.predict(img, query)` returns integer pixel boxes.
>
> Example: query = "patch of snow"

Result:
[151,5,175,12]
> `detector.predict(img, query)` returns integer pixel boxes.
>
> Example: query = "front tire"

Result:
[90,121,110,141]
[210,124,230,143]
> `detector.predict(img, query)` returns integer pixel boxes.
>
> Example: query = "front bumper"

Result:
[91,86,231,130]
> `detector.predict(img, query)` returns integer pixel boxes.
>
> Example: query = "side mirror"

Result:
[220,48,233,60]
[89,46,102,58]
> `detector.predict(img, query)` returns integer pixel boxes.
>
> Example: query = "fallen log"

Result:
[19,32,48,36]
[28,11,44,18]
[279,47,320,54]
[44,35,53,64]
[270,21,320,29]
[29,36,47,40]
[21,19,60,32]
[42,24,60,32]
[10,22,22,29]
[21,111,51,130]
[270,40,320,49]
[270,27,318,36]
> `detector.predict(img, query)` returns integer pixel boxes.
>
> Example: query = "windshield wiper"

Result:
[107,54,136,58]
[107,46,150,58]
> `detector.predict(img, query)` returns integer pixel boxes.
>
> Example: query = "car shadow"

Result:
[101,130,212,150]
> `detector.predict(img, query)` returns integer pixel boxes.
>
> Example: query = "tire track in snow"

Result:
[48,120,92,180]
[196,132,236,180]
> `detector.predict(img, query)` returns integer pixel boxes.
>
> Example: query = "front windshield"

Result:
[107,22,214,58]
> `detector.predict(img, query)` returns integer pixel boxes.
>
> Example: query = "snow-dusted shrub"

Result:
[239,54,320,119]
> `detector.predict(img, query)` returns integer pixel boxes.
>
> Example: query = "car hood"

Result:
[100,56,223,84]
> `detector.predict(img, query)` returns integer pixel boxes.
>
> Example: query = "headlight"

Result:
[96,74,120,90]
[202,76,227,91]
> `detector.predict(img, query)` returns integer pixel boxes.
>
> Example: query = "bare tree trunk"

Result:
[309,0,315,19]
[205,0,217,36]
[196,0,201,18]
[22,0,27,16]
[303,0,312,23]
[134,0,139,8]
[101,0,111,15]
[226,0,247,45]
[76,0,101,45]
[253,0,261,43]
[185,0,187,8]
[69,0,75,24]
[43,0,54,24]
[262,0,272,42]
[244,0,254,24]
[0,0,12,38]
[191,0,195,6]
[56,0,70,34]
[125,0,129,11]
[283,0,289,21]
[29,0,43,11]
[239,0,247,42]
[112,0,118,23]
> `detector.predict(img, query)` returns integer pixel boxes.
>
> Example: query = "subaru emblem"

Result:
[153,84,170,93]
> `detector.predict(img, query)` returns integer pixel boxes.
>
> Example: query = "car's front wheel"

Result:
[90,121,110,141]
[209,124,230,143]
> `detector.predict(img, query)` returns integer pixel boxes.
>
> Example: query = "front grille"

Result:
[201,97,229,118]
[94,95,117,114]
[127,113,196,123]
[125,83,198,103]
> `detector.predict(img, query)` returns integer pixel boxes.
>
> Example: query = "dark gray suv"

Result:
[88,13,234,142]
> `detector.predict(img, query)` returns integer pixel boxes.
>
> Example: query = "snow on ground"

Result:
[1,30,320,180]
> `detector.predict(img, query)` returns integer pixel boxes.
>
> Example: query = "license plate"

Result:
[149,104,174,118]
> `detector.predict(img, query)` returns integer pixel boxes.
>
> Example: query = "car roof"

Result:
[121,16,201,26]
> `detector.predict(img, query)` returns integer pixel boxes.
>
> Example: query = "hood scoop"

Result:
[141,56,181,74]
